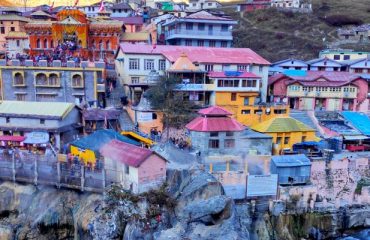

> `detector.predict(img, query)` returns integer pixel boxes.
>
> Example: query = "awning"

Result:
[0,135,26,142]
[343,135,369,141]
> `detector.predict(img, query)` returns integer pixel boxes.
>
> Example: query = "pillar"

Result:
[57,161,61,189]
[34,157,38,185]
[12,152,15,183]
[102,169,106,190]
[226,161,230,172]
[80,165,85,192]
[209,163,213,173]
[55,133,61,151]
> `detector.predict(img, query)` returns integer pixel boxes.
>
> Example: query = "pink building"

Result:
[100,139,167,194]
[269,71,369,112]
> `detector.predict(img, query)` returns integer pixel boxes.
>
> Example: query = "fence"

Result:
[0,151,120,193]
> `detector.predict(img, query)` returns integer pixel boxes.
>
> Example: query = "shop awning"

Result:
[0,136,26,142]
[343,135,369,141]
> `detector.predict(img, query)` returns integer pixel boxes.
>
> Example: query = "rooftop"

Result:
[111,16,143,25]
[168,52,201,72]
[100,139,163,168]
[0,14,30,22]
[208,71,260,78]
[0,101,75,119]
[271,154,311,167]
[119,43,270,65]
[5,31,28,39]
[82,108,121,121]
[183,10,233,21]
[122,32,149,42]
[198,106,232,116]
[251,117,315,133]
[341,111,370,136]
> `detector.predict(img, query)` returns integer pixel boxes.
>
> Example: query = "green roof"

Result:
[251,117,314,133]
[0,101,75,119]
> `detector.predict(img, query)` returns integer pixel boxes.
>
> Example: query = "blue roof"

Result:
[71,129,140,152]
[283,69,307,77]
[271,154,311,167]
[341,111,370,136]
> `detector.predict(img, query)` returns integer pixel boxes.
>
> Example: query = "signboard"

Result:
[247,174,278,197]
[23,132,49,144]
[138,112,153,122]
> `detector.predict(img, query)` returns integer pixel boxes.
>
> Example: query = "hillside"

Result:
[231,0,370,62]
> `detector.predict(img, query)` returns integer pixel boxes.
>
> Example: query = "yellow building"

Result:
[251,117,319,155]
[319,50,369,61]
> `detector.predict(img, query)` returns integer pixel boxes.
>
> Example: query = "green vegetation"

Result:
[355,178,370,194]
[230,0,370,62]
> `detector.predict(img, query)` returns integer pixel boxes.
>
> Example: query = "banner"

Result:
[24,132,49,144]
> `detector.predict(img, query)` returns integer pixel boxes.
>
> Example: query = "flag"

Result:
[98,0,105,12]
[50,0,55,12]
[73,0,79,7]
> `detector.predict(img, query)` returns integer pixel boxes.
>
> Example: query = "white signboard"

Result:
[24,132,49,144]
[247,174,278,197]
[138,112,153,122]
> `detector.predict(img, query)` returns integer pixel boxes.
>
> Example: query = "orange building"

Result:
[25,9,123,61]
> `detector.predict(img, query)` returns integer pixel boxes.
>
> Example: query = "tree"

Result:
[145,76,195,130]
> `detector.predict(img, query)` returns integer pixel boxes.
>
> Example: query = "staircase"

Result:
[290,110,319,133]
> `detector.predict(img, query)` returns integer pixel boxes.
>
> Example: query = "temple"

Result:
[25,8,123,62]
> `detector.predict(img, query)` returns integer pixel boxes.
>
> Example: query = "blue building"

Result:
[163,10,237,48]
[270,154,311,185]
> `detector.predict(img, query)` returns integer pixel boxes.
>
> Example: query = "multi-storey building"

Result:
[269,71,369,112]
[0,59,106,107]
[187,0,222,11]
[319,49,370,61]
[162,10,237,48]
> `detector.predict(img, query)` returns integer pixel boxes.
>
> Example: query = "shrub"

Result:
[323,14,363,27]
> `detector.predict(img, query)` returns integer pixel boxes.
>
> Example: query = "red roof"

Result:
[100,140,157,168]
[198,106,233,116]
[119,43,270,65]
[0,136,26,142]
[208,71,260,78]
[186,117,245,132]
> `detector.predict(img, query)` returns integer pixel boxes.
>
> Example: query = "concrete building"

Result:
[162,10,237,48]
[0,101,80,150]
[187,0,222,11]
[270,59,308,75]
[5,31,29,57]
[306,58,347,72]
[100,139,167,193]
[111,2,133,18]
[78,1,114,18]
[0,59,106,107]
[319,50,370,62]
[271,0,312,11]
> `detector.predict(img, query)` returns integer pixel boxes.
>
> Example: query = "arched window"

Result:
[50,40,54,48]
[35,73,47,86]
[72,74,83,88]
[99,40,103,50]
[13,72,24,85]
[91,40,95,49]
[36,38,41,48]
[43,39,48,49]
[106,40,110,50]
[152,113,157,120]
[78,40,82,47]
[49,73,60,86]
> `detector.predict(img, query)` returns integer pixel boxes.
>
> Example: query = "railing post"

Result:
[80,165,85,192]
[34,157,38,186]
[102,169,106,190]
[57,161,61,189]
[12,152,16,183]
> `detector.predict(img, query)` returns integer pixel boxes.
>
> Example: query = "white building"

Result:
[78,1,114,18]
[187,0,222,11]
[271,0,312,10]
[111,2,133,18]
[5,32,29,57]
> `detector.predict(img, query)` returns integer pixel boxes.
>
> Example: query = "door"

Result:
[302,98,314,110]
[208,25,213,35]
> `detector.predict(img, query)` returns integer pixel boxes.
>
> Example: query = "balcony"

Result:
[175,83,215,91]
[287,90,357,98]
[165,29,233,41]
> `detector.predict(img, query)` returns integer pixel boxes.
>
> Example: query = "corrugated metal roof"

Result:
[341,111,370,136]
[198,106,232,116]
[168,53,200,72]
[122,32,149,41]
[251,117,314,133]
[0,101,75,119]
[186,116,245,132]
[271,154,311,167]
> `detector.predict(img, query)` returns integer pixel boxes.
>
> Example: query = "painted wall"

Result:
[6,38,29,58]
[263,131,317,154]
[138,154,166,193]
[126,107,163,134]
[0,19,28,52]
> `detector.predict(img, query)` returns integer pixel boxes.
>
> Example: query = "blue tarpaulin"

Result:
[283,69,307,77]
[341,111,370,136]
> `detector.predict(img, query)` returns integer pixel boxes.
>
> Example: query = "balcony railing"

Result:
[165,29,232,39]
[287,90,357,98]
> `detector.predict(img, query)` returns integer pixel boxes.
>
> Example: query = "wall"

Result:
[266,130,317,154]
[0,19,28,52]
[126,107,163,134]
[138,154,166,193]
[7,38,29,57]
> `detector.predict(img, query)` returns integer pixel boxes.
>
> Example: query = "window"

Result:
[221,41,227,48]
[14,93,26,101]
[40,119,45,124]
[209,40,216,47]
[36,38,41,48]
[48,73,60,86]
[185,39,192,46]
[238,65,249,71]
[208,2,212,6]
[333,55,340,60]
[343,55,350,60]
[276,137,282,144]
[186,23,193,30]
[226,132,234,137]
[221,24,229,32]
[43,39,48,48]
[158,60,166,71]
[125,165,129,174]
[197,40,204,47]
[35,73,48,86]
[16,40,20,47]
[205,64,213,72]
[302,136,307,142]
[198,23,205,30]
[241,110,250,114]
[354,68,363,73]
[224,139,235,148]
[152,113,157,119]
[210,132,218,137]
[10,27,15,32]
[106,40,110,50]
[36,94,56,101]
[0,27,4,34]
[13,72,25,86]
[6,117,10,123]
[284,137,290,144]
[231,92,236,101]
[144,59,154,70]
[72,74,83,88]
[209,139,219,149]
[244,97,250,106]
[131,77,140,84]
[129,58,139,70]
[259,66,263,72]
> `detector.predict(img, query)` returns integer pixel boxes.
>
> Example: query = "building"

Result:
[25,9,123,61]
[269,71,369,111]
[0,101,80,150]
[0,9,30,57]
[270,59,308,75]
[111,2,133,18]
[336,24,370,43]
[162,10,237,48]
[70,129,140,166]
[5,31,29,57]
[78,1,114,18]
[306,58,348,72]
[348,58,370,75]
[112,16,144,33]
[0,59,106,107]
[237,0,271,12]
[115,43,271,103]
[100,139,167,193]
[270,154,311,185]
[251,117,318,154]
[271,0,312,11]
[122,32,150,44]
[187,0,222,11]
[82,108,121,134]
[319,49,370,61]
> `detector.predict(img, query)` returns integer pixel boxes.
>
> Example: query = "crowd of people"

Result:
[169,137,190,150]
